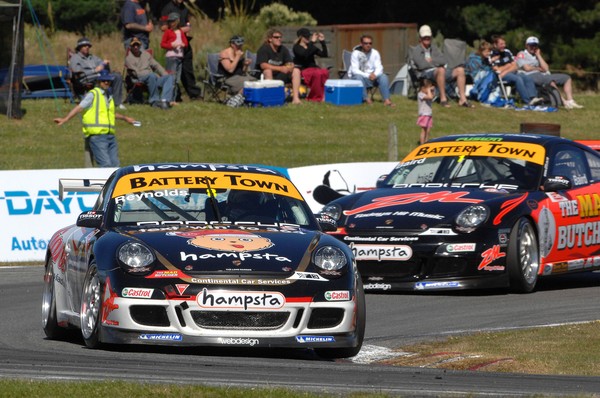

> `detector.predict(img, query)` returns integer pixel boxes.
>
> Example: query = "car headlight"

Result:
[118,242,155,273]
[320,203,342,221]
[313,246,347,270]
[455,205,489,232]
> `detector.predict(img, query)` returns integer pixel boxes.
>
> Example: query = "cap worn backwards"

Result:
[230,35,245,46]
[526,36,539,45]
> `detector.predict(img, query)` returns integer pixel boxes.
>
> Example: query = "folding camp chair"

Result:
[337,49,352,78]
[67,48,94,100]
[202,52,231,103]
[123,48,153,104]
[244,50,262,79]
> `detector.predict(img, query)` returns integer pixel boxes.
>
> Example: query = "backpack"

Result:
[537,84,562,108]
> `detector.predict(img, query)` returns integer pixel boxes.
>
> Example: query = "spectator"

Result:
[348,34,394,106]
[121,0,153,50]
[516,36,582,109]
[293,28,329,102]
[417,78,435,145]
[160,12,186,101]
[160,0,202,100]
[490,35,541,106]
[125,37,175,110]
[410,25,472,108]
[465,41,496,103]
[69,37,125,109]
[218,35,256,96]
[53,70,136,168]
[256,28,302,104]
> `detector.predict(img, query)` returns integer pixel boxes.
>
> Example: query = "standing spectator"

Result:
[218,35,256,96]
[293,28,329,102]
[121,0,154,50]
[490,35,541,106]
[256,28,302,104]
[125,37,175,110]
[160,0,202,100]
[409,25,472,108]
[516,36,582,109]
[348,34,394,106]
[69,37,125,109]
[53,70,136,168]
[417,79,434,145]
[160,12,186,101]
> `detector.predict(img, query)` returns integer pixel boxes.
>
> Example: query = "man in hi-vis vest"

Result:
[54,70,136,167]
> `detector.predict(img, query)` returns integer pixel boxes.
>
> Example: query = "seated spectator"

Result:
[218,35,256,95]
[490,35,541,106]
[465,41,496,103]
[347,34,394,107]
[160,12,187,102]
[70,37,125,109]
[410,25,472,108]
[125,37,175,110]
[256,28,302,104]
[516,36,582,109]
[293,28,329,102]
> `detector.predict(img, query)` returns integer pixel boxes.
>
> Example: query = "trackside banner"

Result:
[0,163,395,262]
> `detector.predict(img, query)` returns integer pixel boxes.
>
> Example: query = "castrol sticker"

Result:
[122,288,154,298]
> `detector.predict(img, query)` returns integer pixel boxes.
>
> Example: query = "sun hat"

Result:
[97,69,115,82]
[129,37,142,47]
[76,37,92,50]
[230,35,245,46]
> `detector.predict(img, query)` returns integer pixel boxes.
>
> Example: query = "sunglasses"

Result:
[362,42,372,45]
[272,35,282,39]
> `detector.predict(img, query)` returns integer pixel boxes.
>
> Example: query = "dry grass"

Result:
[385,321,600,376]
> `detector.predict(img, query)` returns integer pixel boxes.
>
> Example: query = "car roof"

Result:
[427,133,567,146]
[113,163,288,179]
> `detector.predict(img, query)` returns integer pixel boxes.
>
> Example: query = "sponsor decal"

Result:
[191,277,293,285]
[345,191,481,216]
[180,251,291,263]
[343,235,419,242]
[146,270,186,279]
[415,281,461,290]
[557,221,600,249]
[537,207,555,258]
[296,336,335,343]
[175,284,189,295]
[478,245,506,271]
[219,337,259,346]
[122,288,154,298]
[170,229,273,252]
[114,189,188,204]
[420,228,457,236]
[291,272,328,281]
[404,142,545,165]
[139,333,182,341]
[324,290,350,301]
[112,171,302,200]
[392,183,519,190]
[349,243,412,261]
[197,288,285,310]
[101,277,119,326]
[363,283,392,290]
[446,243,476,253]
[576,194,600,218]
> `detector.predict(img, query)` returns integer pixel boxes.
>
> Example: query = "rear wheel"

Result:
[315,278,366,359]
[41,260,67,339]
[80,262,103,348]
[508,218,540,293]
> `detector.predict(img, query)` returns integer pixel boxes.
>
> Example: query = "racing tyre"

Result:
[507,218,540,293]
[315,278,366,359]
[80,262,103,348]
[42,260,67,339]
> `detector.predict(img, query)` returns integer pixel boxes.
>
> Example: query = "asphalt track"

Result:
[2,265,600,396]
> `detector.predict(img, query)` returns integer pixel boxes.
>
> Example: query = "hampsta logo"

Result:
[197,288,285,310]
[169,229,273,252]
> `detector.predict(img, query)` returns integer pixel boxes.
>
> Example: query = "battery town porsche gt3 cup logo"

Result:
[170,229,273,252]
[197,288,285,310]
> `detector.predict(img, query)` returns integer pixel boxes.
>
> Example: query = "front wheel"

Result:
[315,278,366,359]
[507,218,540,293]
[80,262,103,348]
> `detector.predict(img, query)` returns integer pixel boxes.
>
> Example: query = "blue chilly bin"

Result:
[243,80,285,107]
[325,79,363,106]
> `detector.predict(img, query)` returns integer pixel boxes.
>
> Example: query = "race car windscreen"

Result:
[382,155,543,190]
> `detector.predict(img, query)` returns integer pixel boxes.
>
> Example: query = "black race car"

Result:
[320,133,600,292]
[42,163,365,358]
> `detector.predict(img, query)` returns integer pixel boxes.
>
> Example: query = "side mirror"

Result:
[543,176,572,192]
[375,174,388,188]
[315,215,337,232]
[76,211,104,228]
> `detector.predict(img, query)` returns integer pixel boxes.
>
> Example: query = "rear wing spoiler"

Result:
[576,140,600,152]
[59,178,106,201]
